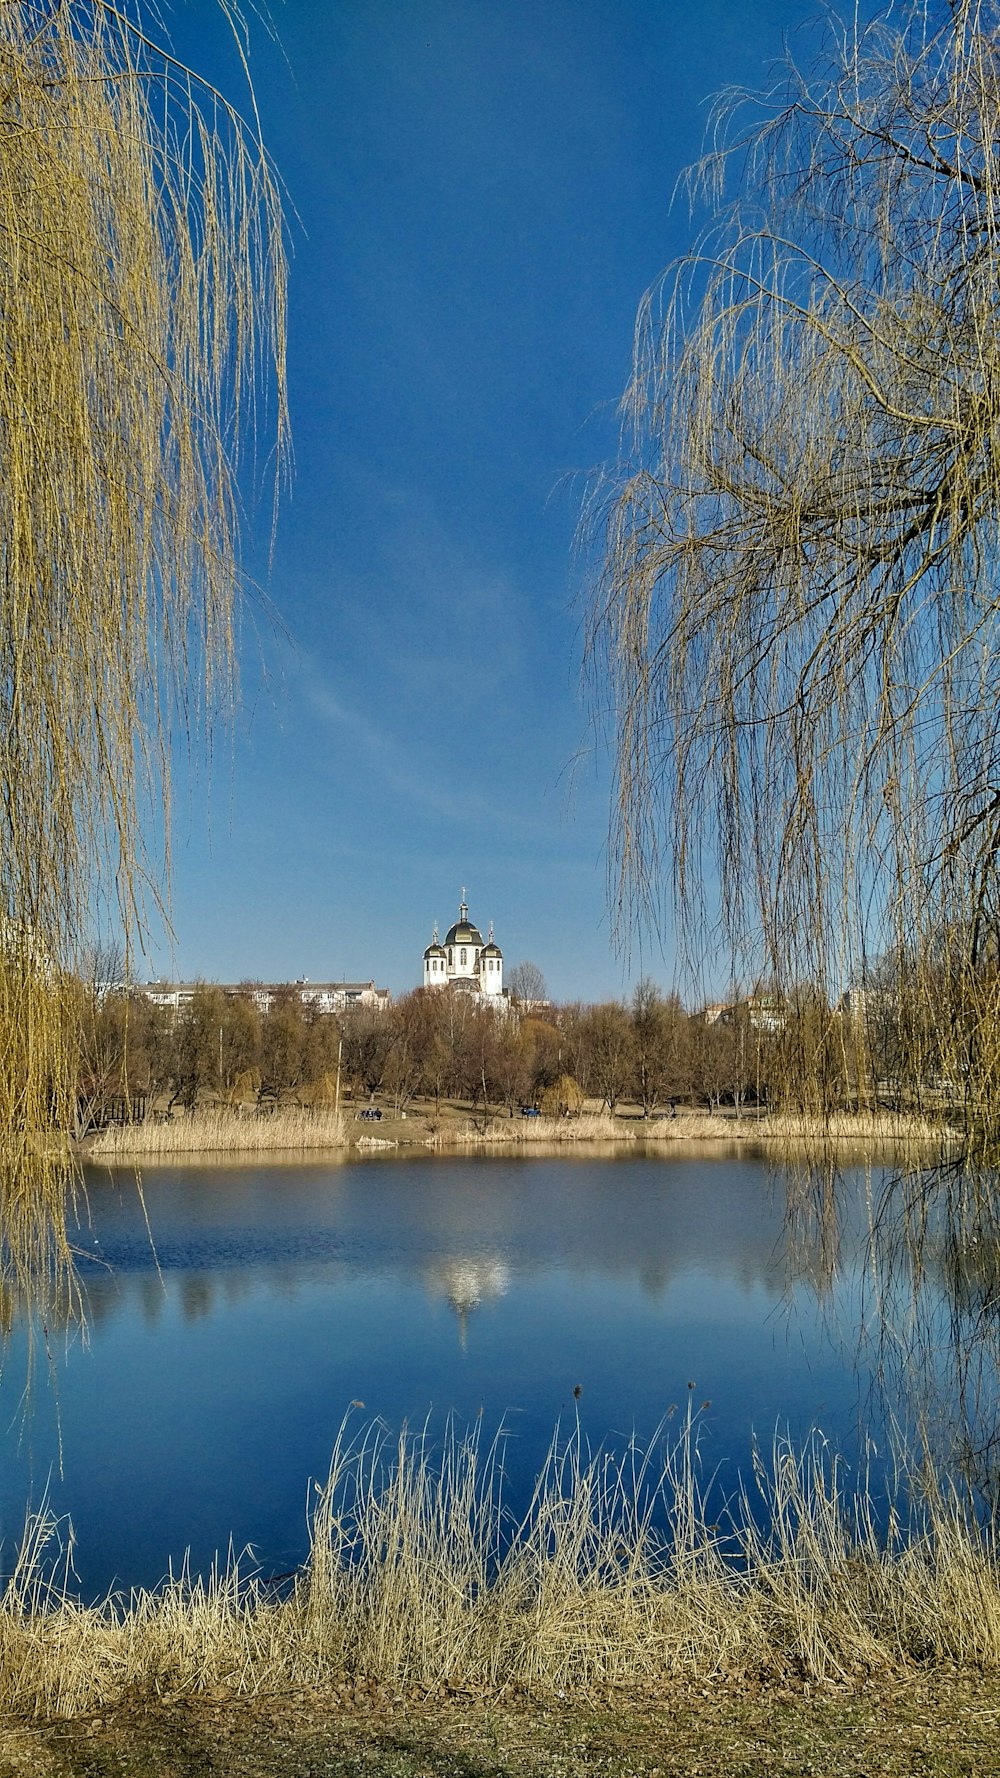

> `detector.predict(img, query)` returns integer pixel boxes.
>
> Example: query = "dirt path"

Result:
[1,1672,996,1778]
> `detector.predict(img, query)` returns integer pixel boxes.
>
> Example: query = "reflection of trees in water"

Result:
[780,1158,852,1302]
[783,1154,1000,1511]
[21,1257,278,1336]
[180,1275,215,1323]
[9,1159,865,1348]
[139,1276,165,1328]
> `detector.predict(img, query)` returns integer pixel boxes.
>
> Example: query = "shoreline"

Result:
[78,1103,956,1162]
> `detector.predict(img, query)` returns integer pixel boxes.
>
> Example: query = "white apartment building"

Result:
[141,978,390,1015]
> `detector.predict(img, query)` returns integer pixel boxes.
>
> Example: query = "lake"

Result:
[0,1144,979,1600]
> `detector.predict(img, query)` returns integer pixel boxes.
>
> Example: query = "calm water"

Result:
[0,1147,963,1597]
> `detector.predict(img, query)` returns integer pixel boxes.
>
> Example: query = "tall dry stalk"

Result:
[87,1108,347,1160]
[3,1414,1000,1714]
[0,3,286,1293]
[586,1,1000,1140]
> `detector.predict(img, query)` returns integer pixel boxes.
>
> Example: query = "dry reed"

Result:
[748,1110,953,1147]
[461,1113,642,1144]
[87,1110,347,1160]
[461,1110,943,1148]
[0,1414,997,1717]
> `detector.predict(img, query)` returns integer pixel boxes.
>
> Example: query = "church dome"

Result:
[444,895,483,949]
[444,919,483,948]
[424,942,446,959]
[480,940,502,958]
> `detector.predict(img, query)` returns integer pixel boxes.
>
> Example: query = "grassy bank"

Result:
[2,1415,998,1721]
[747,1108,951,1143]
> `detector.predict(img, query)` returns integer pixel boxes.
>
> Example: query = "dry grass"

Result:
[87,1109,347,1160]
[461,1113,642,1144]
[96,1104,949,1159]
[749,1109,951,1141]
[463,1111,734,1144]
[1,1415,999,1717]
[460,1109,943,1148]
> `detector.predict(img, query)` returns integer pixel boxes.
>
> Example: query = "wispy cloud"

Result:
[298,653,597,846]
[300,659,496,823]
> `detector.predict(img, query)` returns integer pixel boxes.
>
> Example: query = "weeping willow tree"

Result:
[0,1,286,1292]
[587,0,1000,1143]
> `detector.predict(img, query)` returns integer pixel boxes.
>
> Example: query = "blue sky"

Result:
[146,0,849,1003]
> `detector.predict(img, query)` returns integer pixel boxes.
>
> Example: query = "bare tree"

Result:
[587,1,1000,1141]
[174,985,229,1109]
[582,1002,635,1114]
[489,1015,537,1116]
[507,961,548,1006]
[631,980,690,1115]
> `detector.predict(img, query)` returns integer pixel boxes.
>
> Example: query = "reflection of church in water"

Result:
[424,1257,511,1347]
[423,891,505,999]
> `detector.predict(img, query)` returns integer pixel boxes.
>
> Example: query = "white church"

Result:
[423,893,505,998]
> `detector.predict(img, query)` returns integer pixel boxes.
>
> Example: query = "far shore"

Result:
[78,1100,956,1162]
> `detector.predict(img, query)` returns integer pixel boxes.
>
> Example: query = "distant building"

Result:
[422,892,505,999]
[701,1002,730,1026]
[698,993,786,1033]
[837,986,894,1023]
[742,993,785,1034]
[140,978,390,1015]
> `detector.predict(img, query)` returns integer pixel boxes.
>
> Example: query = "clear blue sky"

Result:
[145,0,854,1003]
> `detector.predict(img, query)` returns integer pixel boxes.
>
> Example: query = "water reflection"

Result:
[424,1257,511,1346]
[2,1145,993,1597]
[779,1151,1000,1511]
[61,1150,857,1334]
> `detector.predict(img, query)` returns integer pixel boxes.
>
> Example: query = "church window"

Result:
[449,948,453,966]
[460,947,467,966]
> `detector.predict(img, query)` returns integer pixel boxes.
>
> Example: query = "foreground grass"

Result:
[3,1415,1000,1725]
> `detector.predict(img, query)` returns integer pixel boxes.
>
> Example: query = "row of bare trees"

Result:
[75,984,342,1127]
[76,977,912,1128]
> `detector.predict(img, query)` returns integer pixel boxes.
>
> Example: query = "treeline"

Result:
[74,977,893,1130]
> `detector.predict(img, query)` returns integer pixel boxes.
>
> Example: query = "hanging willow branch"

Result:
[0,0,287,1293]
[587,0,1000,1141]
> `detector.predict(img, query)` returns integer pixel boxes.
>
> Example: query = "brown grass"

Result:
[0,1415,998,1717]
[750,1110,955,1149]
[85,1105,949,1162]
[460,1112,645,1144]
[86,1109,347,1160]
[459,1109,945,1149]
